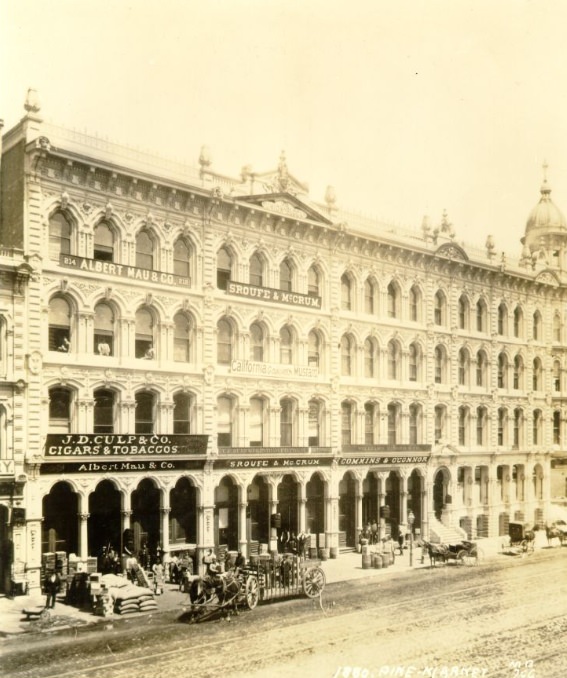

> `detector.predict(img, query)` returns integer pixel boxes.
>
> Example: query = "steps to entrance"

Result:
[428,518,467,545]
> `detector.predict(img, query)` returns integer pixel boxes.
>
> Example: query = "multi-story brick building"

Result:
[0,91,563,589]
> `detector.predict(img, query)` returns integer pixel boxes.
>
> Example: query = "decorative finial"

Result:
[277,151,289,192]
[541,159,551,195]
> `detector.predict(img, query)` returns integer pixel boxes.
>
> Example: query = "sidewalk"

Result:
[0,535,542,639]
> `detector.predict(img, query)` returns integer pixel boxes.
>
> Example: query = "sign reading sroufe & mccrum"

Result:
[44,434,209,458]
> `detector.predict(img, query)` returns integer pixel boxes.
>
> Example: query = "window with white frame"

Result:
[94,302,115,356]
[173,312,191,362]
[280,326,293,364]
[173,238,191,281]
[49,387,72,433]
[217,247,232,290]
[249,397,265,446]
[49,296,72,352]
[49,211,72,261]
[217,396,234,447]
[173,392,192,434]
[136,230,154,270]
[94,221,115,262]
[94,389,115,434]
[135,308,155,359]
[217,319,233,365]
[135,391,155,433]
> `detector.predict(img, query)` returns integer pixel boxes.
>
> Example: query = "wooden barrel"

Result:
[361,554,372,569]
[329,547,338,559]
[381,551,389,567]
[372,553,383,569]
[319,548,329,561]
[361,544,371,556]
[309,547,318,559]
[249,554,259,566]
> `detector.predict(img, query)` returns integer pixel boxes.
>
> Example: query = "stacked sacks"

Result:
[101,573,158,615]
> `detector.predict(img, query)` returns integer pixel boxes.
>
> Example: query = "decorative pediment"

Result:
[535,270,560,287]
[237,192,333,225]
[435,242,469,262]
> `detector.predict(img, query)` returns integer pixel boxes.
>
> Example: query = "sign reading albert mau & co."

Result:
[44,434,209,458]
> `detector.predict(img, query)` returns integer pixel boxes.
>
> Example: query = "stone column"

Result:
[160,507,171,555]
[238,502,248,558]
[79,513,90,560]
[377,472,388,541]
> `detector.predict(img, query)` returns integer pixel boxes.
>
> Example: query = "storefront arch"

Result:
[88,479,121,559]
[215,476,238,550]
[42,481,79,555]
[433,467,450,520]
[338,471,357,548]
[385,471,401,535]
[362,471,378,527]
[247,475,270,549]
[169,476,199,549]
[408,469,423,531]
[131,478,161,561]
[277,474,298,535]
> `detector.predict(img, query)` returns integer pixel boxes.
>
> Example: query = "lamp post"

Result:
[408,510,415,567]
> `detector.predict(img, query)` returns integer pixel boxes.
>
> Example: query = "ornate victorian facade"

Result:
[0,92,563,589]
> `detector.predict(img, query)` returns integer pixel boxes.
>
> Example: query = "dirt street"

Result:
[1,547,566,678]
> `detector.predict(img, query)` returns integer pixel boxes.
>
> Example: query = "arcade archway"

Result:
[131,478,161,559]
[42,482,79,555]
[169,477,198,548]
[88,479,121,558]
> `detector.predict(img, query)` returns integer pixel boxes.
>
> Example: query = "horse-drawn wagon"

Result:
[181,554,326,623]
[501,522,536,555]
[422,539,483,567]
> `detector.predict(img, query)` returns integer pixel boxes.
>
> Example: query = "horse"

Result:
[422,540,450,567]
[545,524,564,547]
[185,569,242,622]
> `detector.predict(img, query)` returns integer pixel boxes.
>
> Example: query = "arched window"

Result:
[409,285,421,322]
[308,399,322,446]
[533,409,543,446]
[49,296,72,352]
[498,353,508,389]
[553,410,561,445]
[434,291,446,326]
[280,326,293,364]
[476,299,487,332]
[364,278,377,314]
[135,308,155,359]
[497,303,508,336]
[94,389,115,434]
[513,355,524,390]
[476,406,487,446]
[458,348,469,386]
[217,396,234,447]
[476,350,487,387]
[49,211,72,260]
[434,345,447,384]
[249,397,265,446]
[341,401,353,446]
[173,392,192,434]
[387,282,399,318]
[341,335,353,376]
[458,296,469,330]
[94,221,114,262]
[533,311,542,341]
[250,323,265,362]
[364,338,376,378]
[217,319,233,364]
[280,398,296,446]
[173,238,191,281]
[435,405,447,443]
[409,342,420,382]
[308,331,320,367]
[533,357,543,391]
[513,306,523,338]
[387,340,400,380]
[308,265,320,298]
[498,407,507,446]
[280,258,293,292]
[364,402,377,444]
[135,391,155,433]
[458,406,469,446]
[94,302,114,356]
[409,403,422,444]
[217,247,232,290]
[553,360,561,392]
[249,253,263,287]
[49,387,72,433]
[513,408,523,448]
[388,402,401,445]
[341,274,352,311]
[173,312,191,362]
[136,230,154,270]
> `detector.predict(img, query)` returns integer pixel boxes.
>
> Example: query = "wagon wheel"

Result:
[245,575,259,610]
[302,566,326,598]
[456,550,467,566]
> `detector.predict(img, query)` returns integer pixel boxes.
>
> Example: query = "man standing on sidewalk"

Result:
[44,569,61,609]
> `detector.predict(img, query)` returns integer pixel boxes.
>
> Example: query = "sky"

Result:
[2,0,567,255]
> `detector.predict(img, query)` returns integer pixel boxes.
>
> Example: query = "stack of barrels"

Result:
[361,540,371,569]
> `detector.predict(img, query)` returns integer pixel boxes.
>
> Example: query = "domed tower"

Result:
[521,162,567,270]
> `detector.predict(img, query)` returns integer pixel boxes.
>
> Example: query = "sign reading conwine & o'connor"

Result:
[226,282,321,308]
[59,255,190,287]
[230,360,318,378]
[44,434,208,458]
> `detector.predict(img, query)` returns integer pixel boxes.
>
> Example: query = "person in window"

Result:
[98,342,110,356]
[58,337,70,352]
[144,347,154,359]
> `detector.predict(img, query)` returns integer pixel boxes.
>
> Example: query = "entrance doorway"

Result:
[131,479,161,562]
[88,480,121,559]
[42,482,79,555]
[339,473,356,547]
